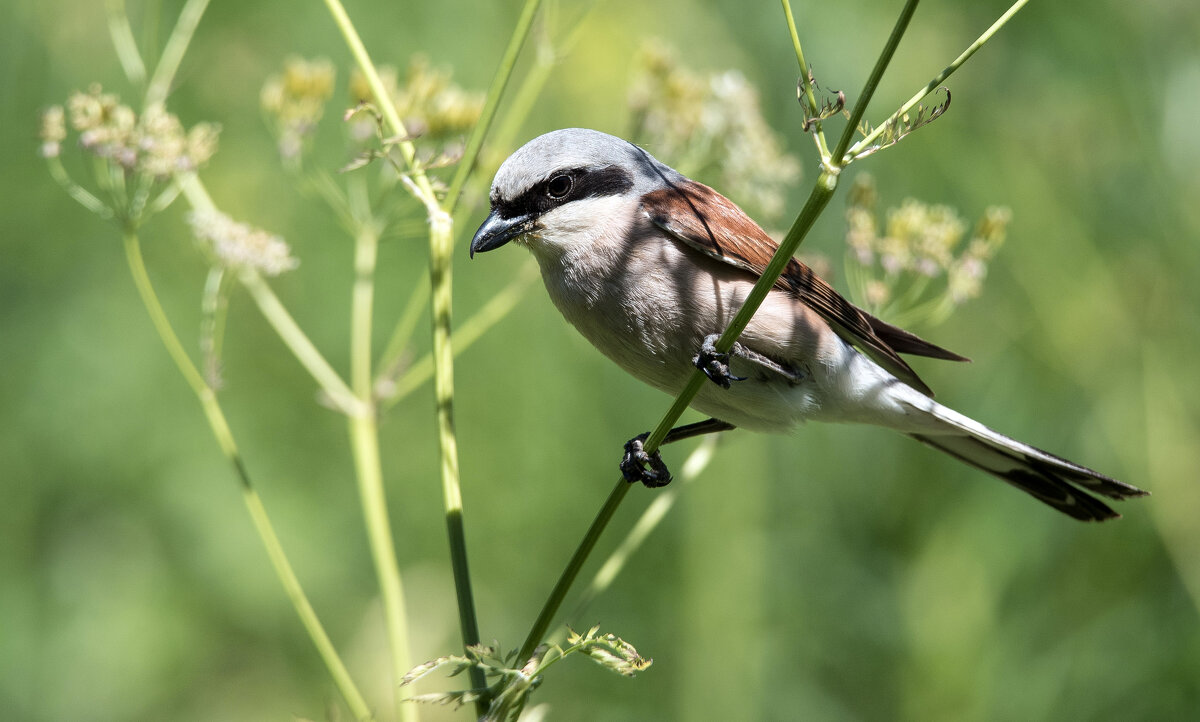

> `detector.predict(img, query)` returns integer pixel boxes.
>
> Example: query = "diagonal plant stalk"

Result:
[380,265,535,410]
[144,0,210,108]
[100,5,377,719]
[846,0,1033,162]
[519,0,923,664]
[179,170,411,717]
[106,0,147,88]
[567,437,719,625]
[123,230,373,721]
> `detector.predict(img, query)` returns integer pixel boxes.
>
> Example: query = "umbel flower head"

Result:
[348,55,484,141]
[188,209,299,277]
[628,43,801,223]
[48,83,218,178]
[843,174,1009,326]
[260,56,336,160]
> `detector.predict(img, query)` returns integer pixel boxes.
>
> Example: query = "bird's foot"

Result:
[692,334,746,389]
[621,433,673,488]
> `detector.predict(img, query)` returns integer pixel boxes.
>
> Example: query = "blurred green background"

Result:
[5,0,1200,720]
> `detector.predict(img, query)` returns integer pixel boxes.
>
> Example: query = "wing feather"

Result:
[641,180,966,396]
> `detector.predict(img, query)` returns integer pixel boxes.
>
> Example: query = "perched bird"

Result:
[470,128,1147,521]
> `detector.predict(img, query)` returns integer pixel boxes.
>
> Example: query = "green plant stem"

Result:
[520,0,922,662]
[444,0,543,216]
[106,0,147,88]
[831,0,921,164]
[145,0,210,108]
[122,231,372,721]
[380,265,534,411]
[847,0,1031,160]
[568,437,718,623]
[347,216,415,721]
[238,269,365,416]
[375,273,430,387]
[320,0,425,187]
[46,156,113,219]
[425,206,489,707]
[518,478,634,662]
[781,0,831,160]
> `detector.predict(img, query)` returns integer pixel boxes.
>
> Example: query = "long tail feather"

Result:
[906,401,1148,522]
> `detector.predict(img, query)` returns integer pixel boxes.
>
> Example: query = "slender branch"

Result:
[123,231,372,721]
[444,0,543,216]
[847,0,1032,160]
[519,0,924,661]
[320,0,423,184]
[106,0,147,87]
[831,0,921,165]
[569,438,719,621]
[46,156,113,219]
[781,0,831,159]
[518,479,634,661]
[243,489,376,721]
[374,274,430,386]
[347,214,415,720]
[239,269,365,416]
[380,264,534,410]
[145,0,211,108]
[426,203,488,706]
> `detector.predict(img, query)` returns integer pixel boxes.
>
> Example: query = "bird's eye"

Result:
[545,174,573,199]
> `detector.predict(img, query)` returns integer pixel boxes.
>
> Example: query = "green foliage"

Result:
[8,0,1200,720]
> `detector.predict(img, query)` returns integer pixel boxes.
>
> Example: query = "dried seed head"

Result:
[261,57,336,160]
[628,42,800,223]
[349,55,484,140]
[188,209,299,276]
[844,173,1009,323]
[58,84,219,179]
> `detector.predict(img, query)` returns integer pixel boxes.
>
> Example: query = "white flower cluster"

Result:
[46,84,218,178]
[187,210,299,276]
[628,44,801,222]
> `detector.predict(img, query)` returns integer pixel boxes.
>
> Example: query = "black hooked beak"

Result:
[469,211,534,258]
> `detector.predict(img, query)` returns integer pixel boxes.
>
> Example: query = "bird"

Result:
[469,128,1147,521]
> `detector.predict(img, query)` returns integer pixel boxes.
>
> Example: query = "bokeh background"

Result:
[5,0,1200,720]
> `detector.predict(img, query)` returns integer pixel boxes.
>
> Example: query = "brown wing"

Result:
[641,180,966,397]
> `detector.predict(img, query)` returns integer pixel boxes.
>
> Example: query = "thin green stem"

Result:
[520,0,925,658]
[243,489,375,721]
[180,176,359,416]
[444,0,543,216]
[831,0,921,165]
[426,206,488,707]
[375,273,430,387]
[123,231,372,721]
[518,479,633,662]
[380,264,534,411]
[347,216,414,720]
[106,0,147,88]
[239,269,364,416]
[320,0,423,186]
[781,0,831,159]
[847,0,1032,160]
[569,438,718,623]
[46,156,113,219]
[145,0,210,108]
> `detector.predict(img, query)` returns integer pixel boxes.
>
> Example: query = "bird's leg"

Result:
[621,418,736,488]
[694,333,806,387]
[692,334,746,388]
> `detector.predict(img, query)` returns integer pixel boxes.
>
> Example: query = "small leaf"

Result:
[399,654,472,687]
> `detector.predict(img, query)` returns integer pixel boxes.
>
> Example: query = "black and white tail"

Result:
[906,401,1148,522]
